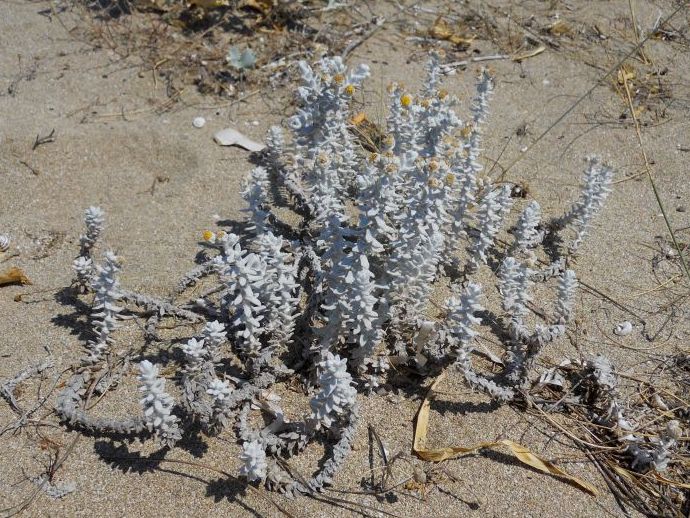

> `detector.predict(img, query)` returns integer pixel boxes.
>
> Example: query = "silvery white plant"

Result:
[553,156,614,253]
[512,200,544,262]
[241,166,271,234]
[499,256,531,323]
[73,206,105,291]
[555,269,577,324]
[87,251,122,363]
[310,352,357,428]
[467,184,513,272]
[446,69,493,256]
[219,248,267,358]
[254,232,300,349]
[50,52,630,498]
[239,439,268,482]
[354,152,402,254]
[444,283,515,400]
[182,337,207,370]
[628,420,681,473]
[138,360,182,447]
[201,320,228,359]
[80,206,105,256]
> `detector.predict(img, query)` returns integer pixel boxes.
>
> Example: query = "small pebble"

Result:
[676,206,686,213]
[193,117,206,128]
[614,321,633,336]
[667,420,682,440]
[413,465,427,484]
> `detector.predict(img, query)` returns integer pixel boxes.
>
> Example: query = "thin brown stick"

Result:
[620,71,690,286]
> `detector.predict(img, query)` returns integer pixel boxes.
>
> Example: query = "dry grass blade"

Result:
[413,373,598,495]
[620,68,690,287]
[511,45,546,61]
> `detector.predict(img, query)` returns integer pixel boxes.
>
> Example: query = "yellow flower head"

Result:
[202,230,215,242]
[438,89,449,100]
[384,163,398,175]
[216,230,226,240]
[344,84,355,96]
[461,123,474,138]
[333,73,345,85]
[420,98,431,109]
[317,153,330,166]
[445,173,456,186]
[369,152,379,163]
[400,94,413,108]
[428,160,439,172]
[428,178,440,189]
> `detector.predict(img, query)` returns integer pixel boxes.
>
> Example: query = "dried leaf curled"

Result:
[0,267,31,287]
[413,373,598,495]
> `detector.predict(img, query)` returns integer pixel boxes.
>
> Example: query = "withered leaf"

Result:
[413,372,598,495]
[0,267,32,287]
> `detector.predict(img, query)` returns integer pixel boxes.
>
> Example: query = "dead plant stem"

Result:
[620,72,690,286]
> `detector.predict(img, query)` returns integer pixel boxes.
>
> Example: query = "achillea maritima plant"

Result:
[53,53,671,500]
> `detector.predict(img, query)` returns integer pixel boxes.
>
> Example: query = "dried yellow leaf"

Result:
[430,17,475,47]
[512,45,546,62]
[548,20,572,36]
[242,0,274,15]
[189,0,230,10]
[413,372,598,496]
[0,267,32,287]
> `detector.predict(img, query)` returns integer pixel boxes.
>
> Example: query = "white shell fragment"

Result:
[614,321,633,336]
[214,127,265,152]
[537,368,565,388]
[193,117,206,128]
[0,234,10,252]
[652,393,669,411]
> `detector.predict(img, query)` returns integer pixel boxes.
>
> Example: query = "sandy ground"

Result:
[1,1,689,516]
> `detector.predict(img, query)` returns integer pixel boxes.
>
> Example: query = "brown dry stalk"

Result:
[620,70,690,286]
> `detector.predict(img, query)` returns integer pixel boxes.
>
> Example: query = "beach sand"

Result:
[1,1,689,516]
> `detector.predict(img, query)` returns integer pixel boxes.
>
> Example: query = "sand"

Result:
[1,1,689,516]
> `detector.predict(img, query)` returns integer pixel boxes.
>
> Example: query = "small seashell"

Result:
[0,234,9,252]
[614,321,633,336]
[652,393,669,411]
[193,116,206,128]
[213,127,265,152]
